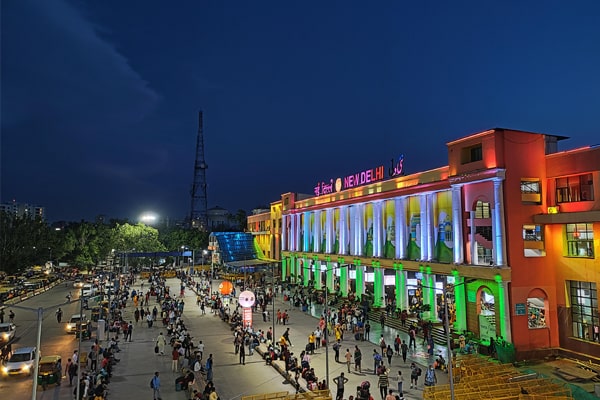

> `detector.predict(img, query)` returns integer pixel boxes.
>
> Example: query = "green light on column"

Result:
[374,262,383,307]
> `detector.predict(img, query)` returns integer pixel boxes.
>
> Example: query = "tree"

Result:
[0,212,54,273]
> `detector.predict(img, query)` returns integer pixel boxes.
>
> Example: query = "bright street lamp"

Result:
[140,212,158,225]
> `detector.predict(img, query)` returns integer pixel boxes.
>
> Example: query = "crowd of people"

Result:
[147,270,221,400]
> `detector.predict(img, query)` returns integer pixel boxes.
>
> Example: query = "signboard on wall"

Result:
[515,303,526,316]
[479,314,496,340]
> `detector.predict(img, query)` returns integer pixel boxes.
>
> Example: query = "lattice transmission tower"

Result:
[190,111,208,230]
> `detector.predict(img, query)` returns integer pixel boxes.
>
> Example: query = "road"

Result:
[0,282,81,399]
[0,278,297,400]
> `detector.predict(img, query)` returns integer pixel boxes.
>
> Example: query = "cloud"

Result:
[1,0,160,134]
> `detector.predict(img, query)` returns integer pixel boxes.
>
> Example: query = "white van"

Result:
[82,284,97,297]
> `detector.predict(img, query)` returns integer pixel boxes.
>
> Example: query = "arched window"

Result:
[527,289,548,329]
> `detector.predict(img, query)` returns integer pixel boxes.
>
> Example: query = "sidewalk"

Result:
[238,288,449,400]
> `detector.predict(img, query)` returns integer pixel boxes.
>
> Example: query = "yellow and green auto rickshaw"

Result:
[37,355,62,390]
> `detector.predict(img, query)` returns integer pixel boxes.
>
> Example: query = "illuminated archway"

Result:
[476,285,497,340]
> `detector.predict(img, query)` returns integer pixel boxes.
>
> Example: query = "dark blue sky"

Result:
[2,1,599,222]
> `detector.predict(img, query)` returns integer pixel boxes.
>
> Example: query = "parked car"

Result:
[0,323,16,343]
[73,279,84,288]
[1,346,38,376]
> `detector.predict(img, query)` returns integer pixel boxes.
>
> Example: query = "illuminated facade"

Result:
[274,128,600,359]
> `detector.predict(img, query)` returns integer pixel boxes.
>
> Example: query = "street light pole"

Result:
[444,288,455,400]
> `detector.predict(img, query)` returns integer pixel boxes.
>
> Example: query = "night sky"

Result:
[2,1,600,223]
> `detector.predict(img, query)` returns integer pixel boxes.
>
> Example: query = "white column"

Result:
[498,281,512,342]
[349,206,356,255]
[303,212,311,252]
[419,194,428,261]
[339,206,347,255]
[373,201,383,257]
[451,185,464,264]
[326,208,334,253]
[493,178,507,266]
[314,210,321,253]
[396,197,407,259]
[296,214,302,251]
[290,213,296,251]
[469,211,476,265]
[282,215,288,251]
[426,193,435,261]
[356,203,364,256]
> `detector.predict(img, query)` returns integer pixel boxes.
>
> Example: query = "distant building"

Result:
[207,206,232,231]
[0,199,45,220]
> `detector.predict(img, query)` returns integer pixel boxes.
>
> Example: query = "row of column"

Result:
[281,180,506,267]
[280,257,510,341]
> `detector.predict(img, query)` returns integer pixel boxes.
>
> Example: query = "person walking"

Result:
[394,335,401,355]
[408,326,417,350]
[56,308,63,323]
[373,349,382,375]
[400,340,408,363]
[172,347,180,372]
[283,328,292,347]
[151,371,161,400]
[378,367,389,400]
[205,354,213,381]
[333,340,341,362]
[156,332,167,355]
[386,345,393,366]
[8,309,15,323]
[354,345,362,373]
[385,389,396,400]
[410,362,421,389]
[396,370,404,396]
[364,320,371,340]
[344,349,352,373]
[239,341,246,365]
[126,321,133,341]
[333,372,349,400]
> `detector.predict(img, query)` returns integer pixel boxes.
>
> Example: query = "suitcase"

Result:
[175,382,182,392]
[321,339,327,346]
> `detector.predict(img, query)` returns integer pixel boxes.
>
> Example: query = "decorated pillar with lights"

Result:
[338,258,348,297]
[495,274,512,342]
[394,263,406,311]
[302,256,309,287]
[452,272,467,333]
[395,197,407,259]
[326,257,333,293]
[314,256,321,290]
[355,259,364,298]
[282,257,288,282]
[425,265,436,320]
[419,195,429,260]
[451,185,464,264]
[373,261,383,308]
[493,177,507,266]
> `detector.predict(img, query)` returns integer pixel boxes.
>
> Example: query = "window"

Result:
[523,224,545,257]
[521,178,541,203]
[556,173,594,203]
[569,280,598,341]
[528,297,547,329]
[461,144,483,164]
[523,225,542,241]
[475,201,491,219]
[566,223,594,258]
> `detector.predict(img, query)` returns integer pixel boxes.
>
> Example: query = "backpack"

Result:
[150,378,155,389]
[417,367,422,376]
[386,348,393,357]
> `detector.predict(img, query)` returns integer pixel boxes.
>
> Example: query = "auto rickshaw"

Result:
[75,322,91,340]
[37,355,62,390]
